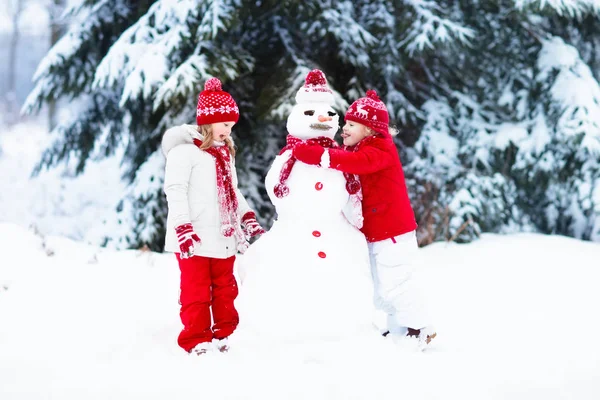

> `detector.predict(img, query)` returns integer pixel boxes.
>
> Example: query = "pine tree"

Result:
[404,0,600,243]
[23,0,384,250]
[23,0,600,249]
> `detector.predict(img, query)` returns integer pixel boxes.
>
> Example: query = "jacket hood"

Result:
[161,124,201,156]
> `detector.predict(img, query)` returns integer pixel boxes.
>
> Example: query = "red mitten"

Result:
[242,211,266,238]
[175,223,201,258]
[292,143,325,165]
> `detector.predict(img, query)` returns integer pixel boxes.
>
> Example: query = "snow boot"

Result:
[407,327,437,346]
[213,337,229,353]
[191,342,213,356]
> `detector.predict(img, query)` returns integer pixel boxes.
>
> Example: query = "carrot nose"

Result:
[318,115,332,122]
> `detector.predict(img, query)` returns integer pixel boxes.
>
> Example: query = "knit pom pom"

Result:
[204,77,222,92]
[346,179,361,195]
[305,69,327,86]
[366,90,379,101]
[274,183,290,198]
[221,224,235,237]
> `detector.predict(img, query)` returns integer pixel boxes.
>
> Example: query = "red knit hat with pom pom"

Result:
[196,77,239,126]
[345,90,389,135]
[295,69,334,104]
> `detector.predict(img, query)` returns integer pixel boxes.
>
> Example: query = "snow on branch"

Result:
[385,87,423,124]
[153,46,253,111]
[269,65,311,120]
[306,1,375,67]
[36,0,127,82]
[92,0,200,107]
[108,149,166,248]
[61,0,90,19]
[415,99,460,169]
[22,1,129,114]
[153,54,211,111]
[197,0,239,40]
[94,0,241,107]
[537,36,600,154]
[514,0,600,18]
[272,15,305,66]
[401,0,475,55]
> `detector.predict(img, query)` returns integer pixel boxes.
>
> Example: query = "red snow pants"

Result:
[175,254,239,352]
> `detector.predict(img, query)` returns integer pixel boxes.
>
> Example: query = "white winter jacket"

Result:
[162,124,251,258]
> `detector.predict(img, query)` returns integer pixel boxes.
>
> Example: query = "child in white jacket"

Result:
[161,78,265,355]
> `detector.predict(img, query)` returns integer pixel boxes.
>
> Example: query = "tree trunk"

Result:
[48,0,66,131]
[6,0,24,121]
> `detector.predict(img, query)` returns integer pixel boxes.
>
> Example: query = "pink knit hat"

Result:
[196,78,239,126]
[345,90,389,135]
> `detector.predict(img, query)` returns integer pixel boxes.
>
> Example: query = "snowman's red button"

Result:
[318,251,327,258]
[312,230,321,237]
[315,182,323,191]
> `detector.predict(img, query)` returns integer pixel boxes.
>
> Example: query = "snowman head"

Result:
[286,70,339,140]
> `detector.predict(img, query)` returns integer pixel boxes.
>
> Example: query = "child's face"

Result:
[211,121,236,142]
[341,121,371,146]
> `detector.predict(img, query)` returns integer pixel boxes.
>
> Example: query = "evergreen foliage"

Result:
[24,0,600,249]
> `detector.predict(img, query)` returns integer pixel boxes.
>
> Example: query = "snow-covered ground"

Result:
[0,223,598,400]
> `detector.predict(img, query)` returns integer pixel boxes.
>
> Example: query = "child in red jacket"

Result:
[293,90,436,346]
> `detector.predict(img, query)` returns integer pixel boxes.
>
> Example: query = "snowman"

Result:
[235,70,374,343]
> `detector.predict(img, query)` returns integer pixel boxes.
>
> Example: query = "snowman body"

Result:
[236,99,374,342]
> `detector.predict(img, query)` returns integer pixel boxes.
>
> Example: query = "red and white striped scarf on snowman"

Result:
[192,138,248,253]
[274,135,361,198]
[273,134,364,229]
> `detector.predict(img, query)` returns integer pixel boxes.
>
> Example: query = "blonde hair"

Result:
[366,126,398,137]
[197,124,236,157]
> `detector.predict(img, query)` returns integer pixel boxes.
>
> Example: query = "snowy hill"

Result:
[0,223,599,399]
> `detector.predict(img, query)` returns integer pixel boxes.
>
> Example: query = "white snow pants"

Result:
[368,230,429,334]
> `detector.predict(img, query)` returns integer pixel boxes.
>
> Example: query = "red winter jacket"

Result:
[328,134,417,243]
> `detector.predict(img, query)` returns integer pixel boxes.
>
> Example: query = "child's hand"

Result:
[293,143,325,165]
[242,211,266,239]
[175,223,201,258]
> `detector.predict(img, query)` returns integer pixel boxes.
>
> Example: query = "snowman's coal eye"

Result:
[328,111,337,117]
[304,110,315,116]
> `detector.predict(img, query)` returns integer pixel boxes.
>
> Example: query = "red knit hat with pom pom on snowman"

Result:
[344,90,389,135]
[295,69,335,105]
[196,77,240,126]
